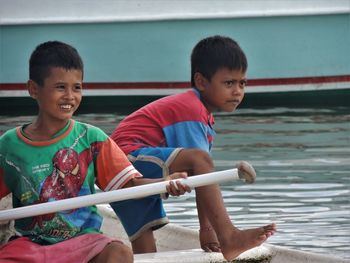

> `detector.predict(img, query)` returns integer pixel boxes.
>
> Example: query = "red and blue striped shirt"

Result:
[112,89,216,154]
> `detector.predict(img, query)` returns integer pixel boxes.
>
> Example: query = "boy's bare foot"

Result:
[220,223,276,261]
[199,226,221,252]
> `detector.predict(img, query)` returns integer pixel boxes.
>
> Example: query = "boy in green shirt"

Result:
[0,41,190,263]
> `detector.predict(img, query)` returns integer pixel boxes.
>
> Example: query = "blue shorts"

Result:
[110,147,182,241]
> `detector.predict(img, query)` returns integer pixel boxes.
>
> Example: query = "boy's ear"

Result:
[193,72,208,91]
[27,80,39,99]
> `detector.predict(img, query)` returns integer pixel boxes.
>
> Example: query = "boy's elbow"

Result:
[122,177,138,188]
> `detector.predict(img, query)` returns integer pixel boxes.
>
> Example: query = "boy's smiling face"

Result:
[196,68,246,113]
[29,67,83,123]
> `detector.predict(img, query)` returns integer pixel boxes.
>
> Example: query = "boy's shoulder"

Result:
[140,89,209,124]
[74,120,102,131]
[73,120,107,138]
[148,89,201,111]
[163,88,198,102]
[0,127,21,158]
[0,127,19,142]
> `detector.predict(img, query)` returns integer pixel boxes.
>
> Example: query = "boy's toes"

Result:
[263,224,277,236]
[202,242,221,253]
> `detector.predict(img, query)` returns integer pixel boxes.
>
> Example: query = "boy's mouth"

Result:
[227,99,240,105]
[60,104,73,110]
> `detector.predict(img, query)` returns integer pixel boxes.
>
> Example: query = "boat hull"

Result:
[0,196,349,262]
[1,1,349,112]
[98,205,350,263]
[2,88,350,116]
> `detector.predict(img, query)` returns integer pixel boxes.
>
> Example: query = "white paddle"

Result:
[0,161,256,221]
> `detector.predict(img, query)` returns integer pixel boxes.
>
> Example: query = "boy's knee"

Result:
[187,149,212,163]
[103,242,133,263]
[181,149,214,172]
[116,244,133,262]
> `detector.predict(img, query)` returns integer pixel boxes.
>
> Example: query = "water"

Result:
[1,107,349,259]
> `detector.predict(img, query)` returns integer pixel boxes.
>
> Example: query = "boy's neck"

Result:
[23,119,71,141]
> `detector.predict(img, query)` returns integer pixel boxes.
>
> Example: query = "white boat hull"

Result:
[1,196,349,262]
[1,0,349,112]
[99,205,350,263]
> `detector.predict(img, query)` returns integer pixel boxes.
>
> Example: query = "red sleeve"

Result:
[95,137,142,191]
[0,168,11,199]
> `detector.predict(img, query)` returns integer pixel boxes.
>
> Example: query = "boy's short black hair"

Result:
[29,41,84,86]
[191,35,247,87]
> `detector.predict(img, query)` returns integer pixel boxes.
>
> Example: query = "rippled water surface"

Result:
[1,107,349,259]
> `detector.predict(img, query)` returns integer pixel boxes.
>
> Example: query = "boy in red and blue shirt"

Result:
[111,35,277,261]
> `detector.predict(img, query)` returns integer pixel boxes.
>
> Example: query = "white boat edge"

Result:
[0,195,350,263]
[1,81,350,98]
[0,195,349,262]
[98,205,350,263]
[1,0,349,25]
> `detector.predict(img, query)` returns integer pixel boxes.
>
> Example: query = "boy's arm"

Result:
[94,137,142,191]
[95,138,191,196]
[163,121,213,152]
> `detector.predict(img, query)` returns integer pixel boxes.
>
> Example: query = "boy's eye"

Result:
[56,85,65,90]
[224,80,235,86]
[224,79,247,88]
[74,85,82,91]
[239,79,247,87]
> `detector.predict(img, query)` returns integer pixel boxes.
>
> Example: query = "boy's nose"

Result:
[232,85,243,95]
[64,88,74,99]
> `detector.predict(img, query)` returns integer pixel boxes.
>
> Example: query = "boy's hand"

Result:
[165,172,192,196]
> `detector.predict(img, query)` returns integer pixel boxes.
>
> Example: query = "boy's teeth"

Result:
[61,105,72,109]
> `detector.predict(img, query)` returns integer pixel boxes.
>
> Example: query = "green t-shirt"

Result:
[0,120,140,244]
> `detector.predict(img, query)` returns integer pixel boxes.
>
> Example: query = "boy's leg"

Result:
[46,233,126,263]
[130,228,156,253]
[110,194,167,254]
[89,241,133,263]
[196,192,221,252]
[169,149,276,261]
[0,234,127,263]
[110,147,181,254]
[169,148,220,252]
[0,237,44,263]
